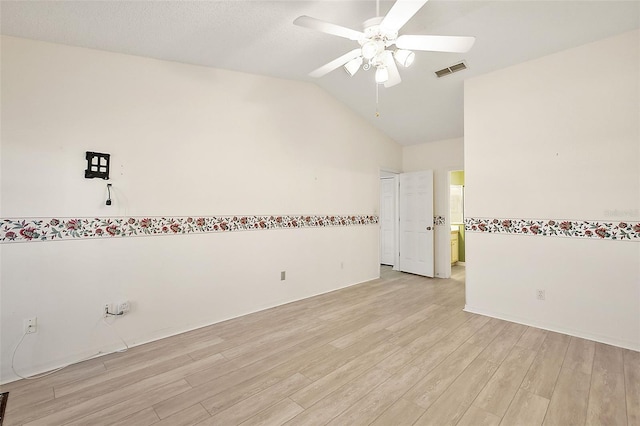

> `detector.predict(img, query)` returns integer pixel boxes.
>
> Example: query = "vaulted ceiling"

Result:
[2,1,638,145]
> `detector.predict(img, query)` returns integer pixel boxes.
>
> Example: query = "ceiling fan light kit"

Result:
[394,49,415,67]
[293,0,475,88]
[375,66,389,84]
[344,56,364,76]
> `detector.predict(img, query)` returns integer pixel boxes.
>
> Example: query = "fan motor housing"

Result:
[362,17,398,43]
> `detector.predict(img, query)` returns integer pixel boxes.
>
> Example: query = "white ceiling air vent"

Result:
[435,61,467,78]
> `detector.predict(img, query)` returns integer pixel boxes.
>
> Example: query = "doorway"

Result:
[449,170,465,265]
[380,170,435,277]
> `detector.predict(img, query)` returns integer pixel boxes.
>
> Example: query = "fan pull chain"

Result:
[376,84,380,117]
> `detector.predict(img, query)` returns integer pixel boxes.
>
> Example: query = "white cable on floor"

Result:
[10,313,129,380]
[11,332,100,380]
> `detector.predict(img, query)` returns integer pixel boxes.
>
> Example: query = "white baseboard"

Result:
[464,305,640,352]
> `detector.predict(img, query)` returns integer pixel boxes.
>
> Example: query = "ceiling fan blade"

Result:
[309,49,363,78]
[382,51,402,88]
[395,35,476,53]
[380,0,429,32]
[294,16,364,41]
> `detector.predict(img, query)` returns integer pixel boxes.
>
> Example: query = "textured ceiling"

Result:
[1,1,638,145]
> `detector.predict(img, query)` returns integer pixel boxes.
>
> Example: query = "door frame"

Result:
[379,169,400,271]
[381,168,461,279]
[448,169,465,275]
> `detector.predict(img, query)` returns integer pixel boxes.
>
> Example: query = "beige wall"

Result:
[464,30,639,350]
[0,36,402,382]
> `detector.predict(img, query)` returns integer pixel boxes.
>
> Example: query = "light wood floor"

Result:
[2,266,638,425]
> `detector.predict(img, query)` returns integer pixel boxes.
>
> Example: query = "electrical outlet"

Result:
[24,317,37,334]
[105,301,130,317]
[280,271,286,281]
[536,289,546,301]
[117,301,130,315]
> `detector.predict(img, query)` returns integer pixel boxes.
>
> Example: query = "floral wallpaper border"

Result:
[0,214,379,244]
[465,217,640,241]
[434,216,446,226]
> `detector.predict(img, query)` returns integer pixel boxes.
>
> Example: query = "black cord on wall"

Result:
[106,184,112,206]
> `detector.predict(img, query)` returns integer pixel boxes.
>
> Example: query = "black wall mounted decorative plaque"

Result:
[85,151,110,180]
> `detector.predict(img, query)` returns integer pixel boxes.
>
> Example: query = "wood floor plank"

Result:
[623,349,640,425]
[18,353,224,426]
[516,327,548,351]
[500,388,549,426]
[1,359,106,396]
[199,373,310,425]
[186,340,237,362]
[370,398,425,426]
[154,404,211,426]
[71,381,183,425]
[35,379,191,426]
[543,364,591,426]
[240,398,303,426]
[317,285,409,321]
[230,326,338,369]
[182,355,240,388]
[585,343,626,426]
[410,315,490,372]
[376,327,450,374]
[290,341,400,408]
[520,333,570,399]
[299,329,392,381]
[473,345,537,417]
[186,335,334,388]
[413,357,499,426]
[405,342,485,410]
[464,318,508,347]
[385,304,444,333]
[221,320,320,361]
[457,405,501,426]
[388,307,463,347]
[326,365,425,425]
[197,358,311,416]
[477,322,528,365]
[563,336,596,375]
[329,314,403,349]
[7,354,217,426]
[284,368,391,425]
[4,386,54,413]
[111,407,160,426]
[101,335,224,371]
[156,340,333,419]
[55,353,224,398]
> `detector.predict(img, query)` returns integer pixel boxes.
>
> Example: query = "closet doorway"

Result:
[379,171,398,268]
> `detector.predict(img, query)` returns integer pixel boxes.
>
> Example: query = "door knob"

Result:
[426,226,432,230]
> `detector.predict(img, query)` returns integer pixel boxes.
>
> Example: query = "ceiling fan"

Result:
[293,0,475,87]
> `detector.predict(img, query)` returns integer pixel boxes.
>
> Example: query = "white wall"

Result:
[403,137,464,278]
[0,36,402,382]
[464,30,640,350]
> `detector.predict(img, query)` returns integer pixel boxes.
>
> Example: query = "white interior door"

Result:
[399,171,434,277]
[380,177,396,266]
